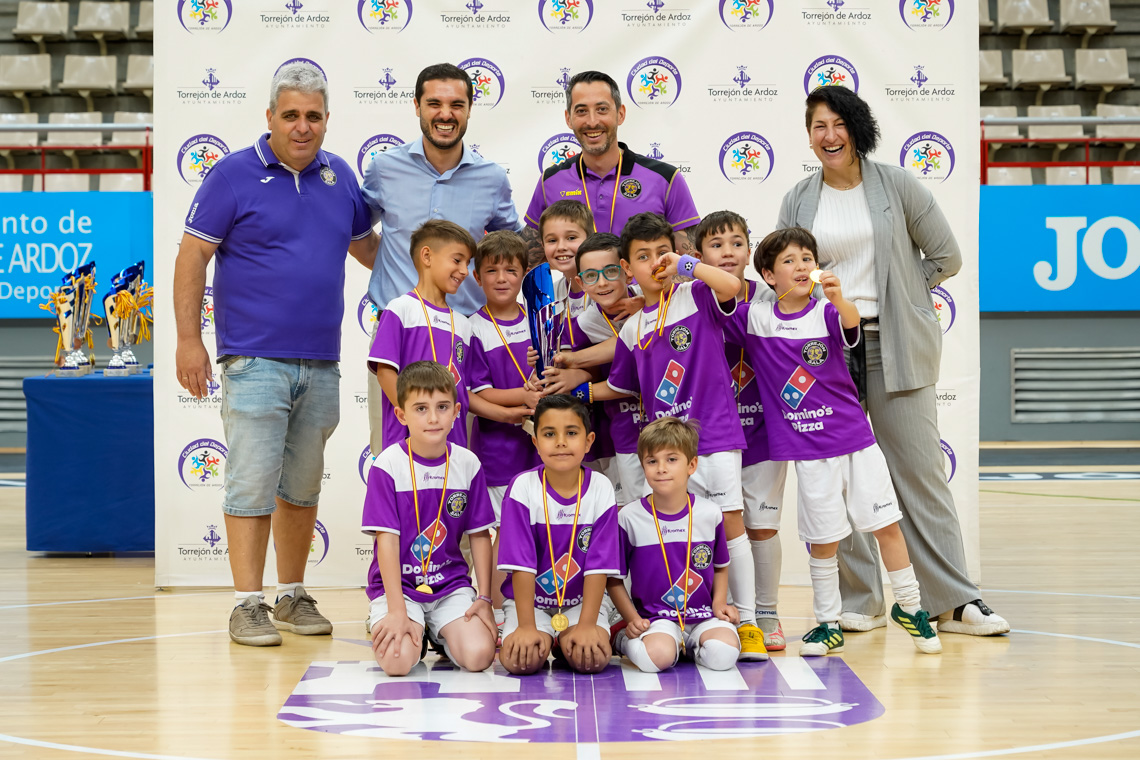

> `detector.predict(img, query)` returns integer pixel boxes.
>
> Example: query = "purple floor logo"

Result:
[358,0,412,31]
[177,134,229,185]
[719,132,775,183]
[940,439,957,482]
[628,57,682,108]
[901,131,955,182]
[179,438,228,491]
[539,0,593,32]
[930,286,956,334]
[900,0,953,30]
[359,444,374,485]
[804,55,859,94]
[178,0,232,33]
[276,58,327,80]
[358,294,379,335]
[278,656,883,742]
[309,520,330,566]
[719,0,774,29]
[538,133,581,172]
[460,58,506,109]
[357,134,405,178]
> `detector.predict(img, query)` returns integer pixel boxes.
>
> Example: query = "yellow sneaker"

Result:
[737,622,770,661]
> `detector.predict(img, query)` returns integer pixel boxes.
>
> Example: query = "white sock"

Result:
[887,564,922,615]
[235,590,264,605]
[695,639,740,671]
[808,555,841,625]
[750,535,781,615]
[494,608,505,626]
[727,534,756,625]
[622,635,666,673]
[275,582,302,602]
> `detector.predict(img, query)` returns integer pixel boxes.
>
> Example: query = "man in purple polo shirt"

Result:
[524,71,700,250]
[173,63,379,647]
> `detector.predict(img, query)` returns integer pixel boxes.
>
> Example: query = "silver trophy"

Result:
[51,263,97,376]
[120,262,147,373]
[103,262,145,376]
[522,262,564,436]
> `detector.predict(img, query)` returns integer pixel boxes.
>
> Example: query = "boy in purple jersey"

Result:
[726,227,941,657]
[608,418,743,672]
[695,211,789,652]
[594,212,768,662]
[497,395,620,675]
[362,362,498,676]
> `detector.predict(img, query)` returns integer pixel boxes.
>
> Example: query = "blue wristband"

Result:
[571,382,592,403]
[678,254,700,276]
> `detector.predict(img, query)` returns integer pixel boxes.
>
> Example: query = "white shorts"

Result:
[586,456,625,506]
[502,597,610,640]
[690,450,744,512]
[742,460,788,531]
[615,451,650,502]
[488,485,507,523]
[643,616,740,660]
[367,587,474,644]
[794,443,903,544]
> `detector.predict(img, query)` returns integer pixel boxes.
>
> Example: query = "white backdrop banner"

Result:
[154,0,979,587]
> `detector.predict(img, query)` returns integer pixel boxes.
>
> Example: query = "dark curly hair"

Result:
[804,87,880,160]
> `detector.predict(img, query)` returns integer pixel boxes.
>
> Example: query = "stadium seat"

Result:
[0,175,24,192]
[74,2,130,56]
[1011,49,1071,103]
[99,174,144,192]
[982,106,1021,141]
[0,55,52,112]
[980,0,994,31]
[136,2,154,39]
[995,0,1054,45]
[109,112,152,146]
[1111,166,1140,184]
[12,2,69,54]
[0,112,40,150]
[39,174,92,192]
[1059,0,1115,46]
[1074,48,1134,95]
[1095,103,1140,144]
[980,50,1008,90]
[59,55,118,112]
[1046,166,1102,184]
[1027,104,1083,146]
[45,112,102,151]
[988,167,1034,185]
[123,55,154,100]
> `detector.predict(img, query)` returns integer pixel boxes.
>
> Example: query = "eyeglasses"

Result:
[578,264,623,286]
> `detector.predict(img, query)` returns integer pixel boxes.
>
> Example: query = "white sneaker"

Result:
[937,599,1010,636]
[839,610,887,631]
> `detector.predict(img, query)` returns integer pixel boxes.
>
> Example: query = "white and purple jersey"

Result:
[616,495,729,624]
[555,278,591,353]
[467,308,541,487]
[362,441,496,604]
[368,292,472,449]
[726,281,771,466]
[573,301,641,456]
[726,299,873,461]
[608,280,745,456]
[497,466,620,610]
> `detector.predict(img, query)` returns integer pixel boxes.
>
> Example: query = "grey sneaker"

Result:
[272,587,333,635]
[229,595,283,647]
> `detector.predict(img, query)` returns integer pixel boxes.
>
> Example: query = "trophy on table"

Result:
[103,262,151,376]
[41,263,98,376]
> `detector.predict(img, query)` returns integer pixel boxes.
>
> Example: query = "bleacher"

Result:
[0,1,152,192]
[982,0,1140,183]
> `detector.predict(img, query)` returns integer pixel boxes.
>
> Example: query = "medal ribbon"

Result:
[635,283,676,350]
[483,305,529,385]
[649,494,693,636]
[413,287,456,371]
[578,152,623,234]
[540,467,582,611]
[407,443,451,591]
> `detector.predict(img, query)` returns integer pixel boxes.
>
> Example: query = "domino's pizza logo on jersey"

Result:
[576,526,592,553]
[690,543,712,570]
[669,325,692,352]
[802,340,828,366]
[662,567,703,609]
[537,553,581,596]
[446,492,467,518]
[655,360,686,404]
[731,357,755,395]
[781,366,816,409]
[411,519,447,562]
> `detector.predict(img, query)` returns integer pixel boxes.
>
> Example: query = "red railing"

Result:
[980,118,1140,185]
[0,126,152,190]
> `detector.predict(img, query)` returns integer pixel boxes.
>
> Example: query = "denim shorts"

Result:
[219,356,340,517]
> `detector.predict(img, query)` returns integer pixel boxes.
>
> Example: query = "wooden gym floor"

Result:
[0,467,1138,759]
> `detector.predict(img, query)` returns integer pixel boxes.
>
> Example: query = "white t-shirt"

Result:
[812,182,878,321]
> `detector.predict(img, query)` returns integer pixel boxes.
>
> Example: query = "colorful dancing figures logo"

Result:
[357,0,412,32]
[177,134,230,185]
[179,438,228,491]
[900,0,954,30]
[627,57,682,109]
[900,131,955,183]
[538,133,581,172]
[357,134,405,177]
[719,132,775,184]
[177,0,232,33]
[541,0,593,32]
[719,0,773,30]
[804,55,860,94]
[459,58,506,109]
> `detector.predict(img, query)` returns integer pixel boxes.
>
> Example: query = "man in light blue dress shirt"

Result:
[361,62,525,454]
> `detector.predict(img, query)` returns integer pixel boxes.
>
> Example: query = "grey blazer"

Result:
[776,158,962,393]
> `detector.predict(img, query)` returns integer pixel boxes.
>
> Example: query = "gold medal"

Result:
[551,612,569,633]
[415,583,433,595]
[810,268,822,283]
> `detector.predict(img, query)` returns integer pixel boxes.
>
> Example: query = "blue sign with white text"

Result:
[0,192,153,319]
[980,186,1140,311]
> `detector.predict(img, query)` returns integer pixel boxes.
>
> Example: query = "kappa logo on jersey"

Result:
[411,519,447,562]
[669,325,692,352]
[537,553,581,595]
[655,360,686,404]
[446,492,467,518]
[576,526,592,552]
[802,340,828,366]
[731,357,755,395]
[662,567,703,608]
[781,366,817,409]
[691,543,712,570]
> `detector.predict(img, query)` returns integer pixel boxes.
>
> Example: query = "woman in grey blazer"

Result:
[777,86,1009,636]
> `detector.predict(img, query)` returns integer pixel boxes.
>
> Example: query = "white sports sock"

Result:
[494,608,506,626]
[726,534,756,625]
[750,535,782,615]
[235,590,264,605]
[695,638,740,671]
[621,635,665,673]
[808,554,841,625]
[275,582,302,602]
[887,564,922,615]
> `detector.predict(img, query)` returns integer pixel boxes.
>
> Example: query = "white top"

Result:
[812,182,878,321]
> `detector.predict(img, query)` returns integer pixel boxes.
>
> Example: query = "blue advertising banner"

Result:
[980,186,1140,312]
[0,192,153,319]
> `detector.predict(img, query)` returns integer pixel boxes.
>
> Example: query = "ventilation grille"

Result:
[0,356,59,434]
[1012,348,1140,423]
